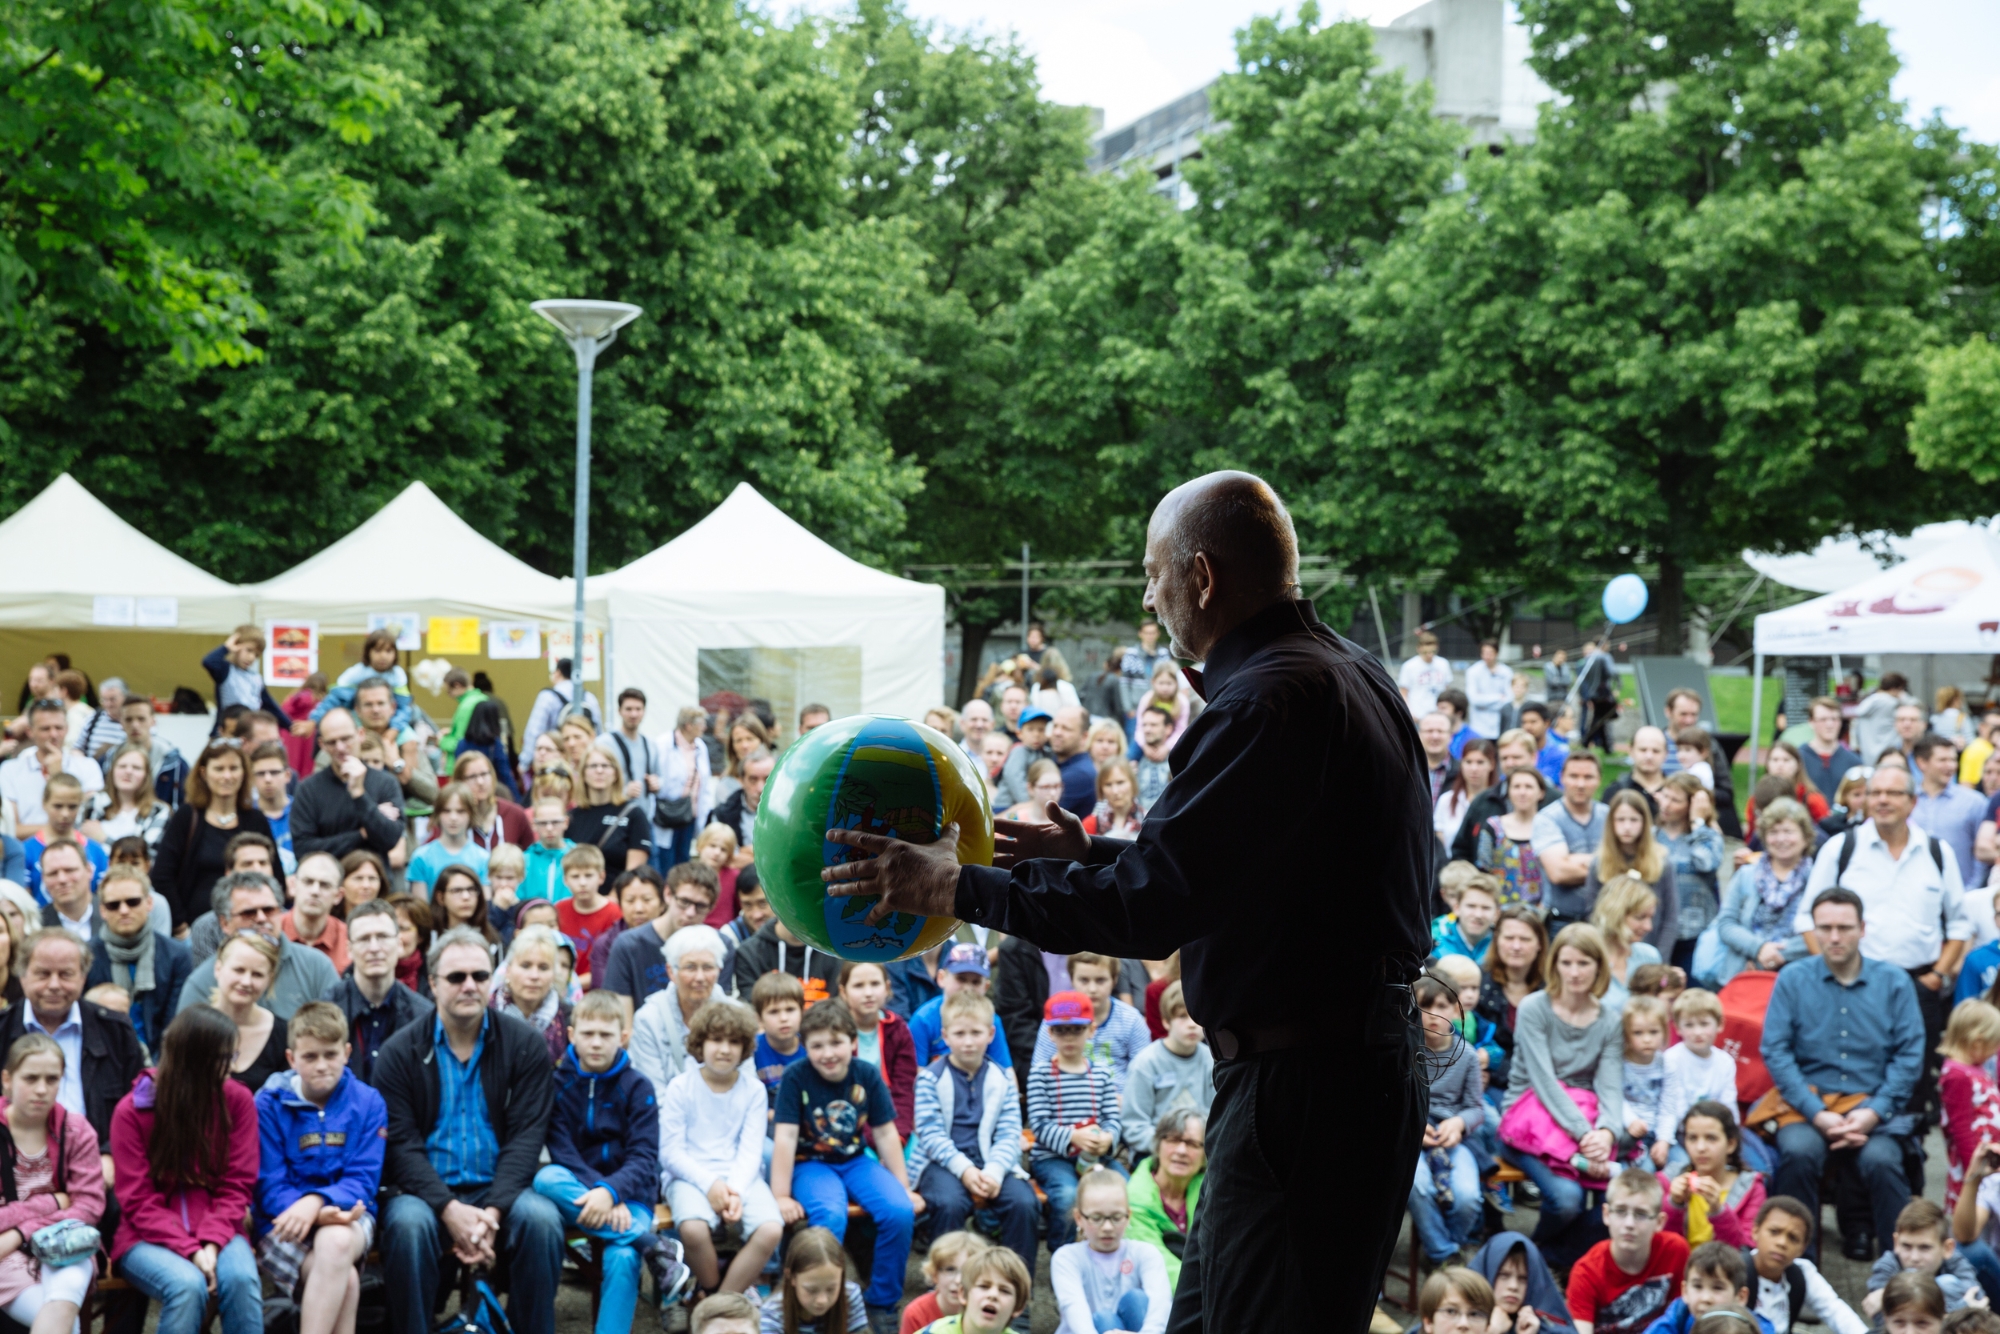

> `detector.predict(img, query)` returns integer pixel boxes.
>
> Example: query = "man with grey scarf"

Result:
[82,863,192,1059]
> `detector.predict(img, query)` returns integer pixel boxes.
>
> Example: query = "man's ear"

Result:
[1191,552,1216,610]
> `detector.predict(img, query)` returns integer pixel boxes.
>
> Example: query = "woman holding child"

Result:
[1498,924,1627,1244]
[1707,797,1816,988]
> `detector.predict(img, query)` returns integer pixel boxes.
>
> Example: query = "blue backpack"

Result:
[434,1271,514,1334]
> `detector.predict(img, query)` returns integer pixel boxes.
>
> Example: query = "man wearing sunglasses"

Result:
[81,863,194,1058]
[376,926,562,1334]
[323,898,433,1086]
[175,871,339,1021]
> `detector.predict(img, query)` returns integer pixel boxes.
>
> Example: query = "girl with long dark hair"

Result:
[110,1006,262,1334]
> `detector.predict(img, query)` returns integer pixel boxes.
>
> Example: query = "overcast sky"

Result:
[799,0,1999,144]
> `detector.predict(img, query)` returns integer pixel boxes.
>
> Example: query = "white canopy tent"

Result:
[1749,528,2000,769]
[247,481,604,633]
[597,483,944,723]
[1744,517,2000,594]
[0,474,250,630]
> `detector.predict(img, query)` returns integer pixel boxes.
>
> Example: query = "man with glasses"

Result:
[81,864,191,1058]
[0,928,143,1184]
[376,927,561,1334]
[324,898,433,1086]
[1767,888,1926,1262]
[291,709,406,864]
[176,872,339,1020]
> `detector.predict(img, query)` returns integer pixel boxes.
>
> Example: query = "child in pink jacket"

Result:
[110,1008,262,1334]
[0,1032,106,1334]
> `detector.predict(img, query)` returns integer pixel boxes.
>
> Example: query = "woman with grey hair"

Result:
[1127,1109,1207,1288]
[655,708,716,870]
[492,924,569,1066]
[629,924,730,1088]
[1705,796,1818,988]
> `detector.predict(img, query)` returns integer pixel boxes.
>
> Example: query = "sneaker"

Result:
[640,1234,695,1310]
[864,1305,901,1334]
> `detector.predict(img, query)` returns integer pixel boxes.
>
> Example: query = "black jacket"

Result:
[323,974,434,1086]
[374,1009,553,1216]
[953,599,1433,1040]
[83,929,193,1056]
[731,921,843,1001]
[993,934,1051,1077]
[707,790,755,851]
[151,804,277,930]
[0,999,144,1148]
[289,765,405,863]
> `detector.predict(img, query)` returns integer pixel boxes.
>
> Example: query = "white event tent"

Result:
[1749,527,2000,769]
[597,483,944,723]
[247,481,603,632]
[0,474,250,630]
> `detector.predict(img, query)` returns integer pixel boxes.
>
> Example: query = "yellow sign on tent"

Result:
[427,617,481,654]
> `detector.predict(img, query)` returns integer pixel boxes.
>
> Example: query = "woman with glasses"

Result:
[430,865,501,948]
[1125,1109,1206,1290]
[212,933,286,1092]
[153,741,274,935]
[1002,760,1065,825]
[629,925,729,1088]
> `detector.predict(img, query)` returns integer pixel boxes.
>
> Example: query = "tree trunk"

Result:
[1655,554,1685,658]
[956,619,997,708]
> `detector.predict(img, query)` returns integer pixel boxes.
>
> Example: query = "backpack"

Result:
[1832,826,1948,939]
[434,1271,513,1334]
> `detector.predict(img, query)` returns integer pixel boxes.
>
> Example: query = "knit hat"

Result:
[1044,990,1092,1025]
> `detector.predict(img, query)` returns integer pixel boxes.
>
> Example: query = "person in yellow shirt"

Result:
[1960,711,2000,787]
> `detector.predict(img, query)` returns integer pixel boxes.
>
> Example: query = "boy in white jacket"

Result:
[1652,988,1740,1172]
[657,998,783,1296]
[909,992,1041,1280]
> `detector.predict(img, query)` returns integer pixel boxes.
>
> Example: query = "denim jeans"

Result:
[790,1156,914,1310]
[1961,1239,2000,1302]
[533,1165,653,1334]
[1408,1143,1483,1261]
[1771,1123,1907,1256]
[652,825,695,875]
[1095,1290,1149,1332]
[917,1162,1041,1278]
[117,1236,261,1334]
[1498,1146,1586,1243]
[380,1188,564,1334]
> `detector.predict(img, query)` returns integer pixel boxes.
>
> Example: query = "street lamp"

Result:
[531,298,643,693]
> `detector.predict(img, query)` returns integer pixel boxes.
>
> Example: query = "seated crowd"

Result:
[0,633,1217,1334]
[1412,663,2000,1334]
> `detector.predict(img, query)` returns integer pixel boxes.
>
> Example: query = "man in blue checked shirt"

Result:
[1761,887,1926,1262]
[374,927,561,1334]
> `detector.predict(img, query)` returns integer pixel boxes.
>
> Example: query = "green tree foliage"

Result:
[1910,337,2000,484]
[1337,0,1972,648]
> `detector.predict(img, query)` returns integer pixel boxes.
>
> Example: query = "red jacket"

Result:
[874,1010,917,1138]
[109,1073,259,1263]
[0,1100,105,1237]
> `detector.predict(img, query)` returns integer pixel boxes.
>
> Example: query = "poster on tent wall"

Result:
[427,617,481,655]
[488,623,541,660]
[264,621,318,687]
[368,612,424,652]
[545,629,601,681]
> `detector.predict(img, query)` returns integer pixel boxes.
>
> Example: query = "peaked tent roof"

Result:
[597,482,925,603]
[1744,517,2000,594]
[1753,529,2000,655]
[248,481,604,634]
[0,474,251,630]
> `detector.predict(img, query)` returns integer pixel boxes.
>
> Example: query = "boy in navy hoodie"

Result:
[532,990,691,1332]
[255,1002,389,1334]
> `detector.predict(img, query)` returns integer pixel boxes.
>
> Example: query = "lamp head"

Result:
[530,299,643,342]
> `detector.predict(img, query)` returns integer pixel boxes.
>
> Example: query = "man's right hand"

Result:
[993,804,1090,868]
[340,755,369,797]
[442,1200,493,1266]
[1812,1109,1848,1143]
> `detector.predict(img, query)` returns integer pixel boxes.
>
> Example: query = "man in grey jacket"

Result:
[290,709,405,862]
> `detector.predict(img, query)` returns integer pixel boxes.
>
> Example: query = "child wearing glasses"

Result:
[1419,1268,1497,1334]
[1049,1167,1169,1334]
[1567,1169,1689,1334]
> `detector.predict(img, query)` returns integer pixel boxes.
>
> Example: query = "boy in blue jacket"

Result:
[532,991,690,1332]
[1642,1241,1775,1334]
[255,1002,389,1334]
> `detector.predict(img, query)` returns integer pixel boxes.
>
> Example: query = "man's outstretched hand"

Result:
[823,823,965,925]
[994,803,1089,869]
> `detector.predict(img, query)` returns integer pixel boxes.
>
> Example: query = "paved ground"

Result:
[1374,1127,1954,1327]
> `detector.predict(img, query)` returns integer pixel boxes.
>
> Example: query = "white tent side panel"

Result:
[0,474,250,631]
[1753,530,2000,656]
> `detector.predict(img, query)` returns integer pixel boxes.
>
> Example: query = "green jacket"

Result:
[441,687,487,760]
[1126,1156,1203,1287]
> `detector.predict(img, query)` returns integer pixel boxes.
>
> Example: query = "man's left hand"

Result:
[993,804,1089,868]
[822,823,963,926]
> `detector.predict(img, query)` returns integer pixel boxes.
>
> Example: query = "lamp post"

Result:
[531,299,643,692]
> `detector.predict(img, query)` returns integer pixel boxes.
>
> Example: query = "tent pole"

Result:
[1749,653,1765,786]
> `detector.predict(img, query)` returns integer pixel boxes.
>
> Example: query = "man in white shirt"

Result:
[1463,640,1513,740]
[958,700,994,764]
[0,699,103,835]
[1798,762,1971,1124]
[1417,713,1453,805]
[1397,631,1453,718]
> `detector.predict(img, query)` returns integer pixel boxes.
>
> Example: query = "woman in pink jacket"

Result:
[0,1033,105,1334]
[110,1006,262,1334]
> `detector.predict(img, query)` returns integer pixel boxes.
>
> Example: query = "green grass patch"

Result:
[1709,675,1783,740]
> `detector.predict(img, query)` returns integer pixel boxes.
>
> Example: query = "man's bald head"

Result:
[1145,472,1299,661]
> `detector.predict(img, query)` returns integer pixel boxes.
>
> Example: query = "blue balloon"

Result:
[1602,574,1649,625]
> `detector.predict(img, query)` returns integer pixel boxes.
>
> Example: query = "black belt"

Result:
[1211,1025,1302,1060]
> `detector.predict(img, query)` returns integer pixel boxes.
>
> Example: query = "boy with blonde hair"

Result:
[689,1291,759,1334]
[1433,873,1501,967]
[899,1232,986,1334]
[1654,988,1739,1172]
[1120,981,1213,1157]
[555,844,619,987]
[1568,1169,1689,1334]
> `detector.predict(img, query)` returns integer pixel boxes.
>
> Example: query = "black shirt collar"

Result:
[1193,599,1322,699]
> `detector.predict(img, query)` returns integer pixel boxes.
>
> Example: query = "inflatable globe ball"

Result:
[752,715,996,963]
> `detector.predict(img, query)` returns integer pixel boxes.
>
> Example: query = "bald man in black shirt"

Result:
[826,472,1433,1331]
